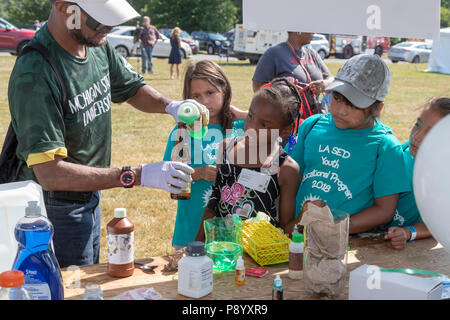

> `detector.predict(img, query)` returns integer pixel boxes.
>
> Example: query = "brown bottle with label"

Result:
[170,122,191,200]
[107,208,134,278]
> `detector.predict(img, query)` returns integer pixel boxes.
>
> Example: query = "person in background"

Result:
[6,0,209,268]
[132,21,142,56]
[252,32,333,120]
[163,60,245,249]
[289,54,410,235]
[140,16,159,74]
[384,97,450,249]
[169,27,182,80]
[33,20,41,31]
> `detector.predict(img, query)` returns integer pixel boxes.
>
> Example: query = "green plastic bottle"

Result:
[177,101,208,139]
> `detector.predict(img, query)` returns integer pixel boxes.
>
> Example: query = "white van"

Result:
[232,24,329,64]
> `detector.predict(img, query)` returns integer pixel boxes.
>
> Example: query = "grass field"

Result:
[0,55,449,262]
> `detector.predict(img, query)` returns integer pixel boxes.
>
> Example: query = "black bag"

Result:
[0,41,68,184]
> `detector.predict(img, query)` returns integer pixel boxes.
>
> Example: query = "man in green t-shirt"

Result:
[6,0,204,268]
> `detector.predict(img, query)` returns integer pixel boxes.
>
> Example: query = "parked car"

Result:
[191,31,230,55]
[107,26,192,59]
[0,17,35,55]
[159,28,199,54]
[388,41,432,63]
[308,34,330,60]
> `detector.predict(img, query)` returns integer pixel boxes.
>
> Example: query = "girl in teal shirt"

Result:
[385,97,450,249]
[163,60,245,249]
[290,54,410,234]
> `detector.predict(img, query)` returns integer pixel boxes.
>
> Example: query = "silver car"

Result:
[388,41,432,63]
[106,26,192,59]
[309,34,330,60]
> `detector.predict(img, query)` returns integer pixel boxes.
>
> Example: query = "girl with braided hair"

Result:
[195,77,304,241]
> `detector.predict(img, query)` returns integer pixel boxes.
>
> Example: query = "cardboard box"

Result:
[349,264,448,300]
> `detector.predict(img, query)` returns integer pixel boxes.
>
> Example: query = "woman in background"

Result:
[169,27,182,80]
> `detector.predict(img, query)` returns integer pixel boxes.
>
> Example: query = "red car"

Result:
[0,18,36,55]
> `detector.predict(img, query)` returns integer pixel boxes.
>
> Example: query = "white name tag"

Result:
[237,168,271,193]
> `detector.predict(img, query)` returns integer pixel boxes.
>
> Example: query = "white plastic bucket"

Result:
[0,180,47,272]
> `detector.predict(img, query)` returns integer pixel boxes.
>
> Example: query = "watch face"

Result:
[120,171,135,187]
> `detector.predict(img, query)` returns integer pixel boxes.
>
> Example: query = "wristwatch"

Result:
[119,166,136,188]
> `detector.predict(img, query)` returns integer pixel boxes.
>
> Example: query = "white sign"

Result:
[243,0,441,40]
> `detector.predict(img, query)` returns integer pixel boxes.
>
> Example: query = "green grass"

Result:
[1,55,449,262]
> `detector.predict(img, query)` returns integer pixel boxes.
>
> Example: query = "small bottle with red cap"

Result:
[0,270,33,300]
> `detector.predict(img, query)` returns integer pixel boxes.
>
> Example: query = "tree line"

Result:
[1,0,449,32]
[0,0,242,33]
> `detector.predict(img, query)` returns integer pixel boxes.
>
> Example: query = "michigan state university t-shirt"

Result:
[290,114,411,217]
[8,24,146,182]
[163,121,245,247]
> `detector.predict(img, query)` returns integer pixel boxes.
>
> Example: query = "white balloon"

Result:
[414,114,450,254]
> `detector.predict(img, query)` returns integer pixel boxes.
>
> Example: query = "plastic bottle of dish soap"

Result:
[12,201,64,300]
[235,256,245,285]
[0,270,33,300]
[288,225,304,280]
[178,241,213,298]
[272,275,283,300]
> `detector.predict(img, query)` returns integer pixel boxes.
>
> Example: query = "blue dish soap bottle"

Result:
[12,201,64,300]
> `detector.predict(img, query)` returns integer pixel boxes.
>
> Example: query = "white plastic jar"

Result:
[178,241,213,298]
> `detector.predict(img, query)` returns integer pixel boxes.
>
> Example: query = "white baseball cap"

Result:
[64,0,140,27]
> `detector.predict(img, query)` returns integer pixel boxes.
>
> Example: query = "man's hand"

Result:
[385,226,411,250]
[140,161,194,194]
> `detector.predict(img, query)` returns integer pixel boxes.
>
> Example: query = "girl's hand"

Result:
[192,165,217,181]
[385,227,411,250]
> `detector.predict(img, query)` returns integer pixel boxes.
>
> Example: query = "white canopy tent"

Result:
[427,28,450,75]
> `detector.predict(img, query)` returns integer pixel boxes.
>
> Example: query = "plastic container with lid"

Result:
[288,226,304,280]
[178,241,213,298]
[12,201,64,300]
[107,208,134,278]
[0,270,33,300]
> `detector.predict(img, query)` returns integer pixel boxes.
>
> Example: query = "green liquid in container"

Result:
[205,241,243,273]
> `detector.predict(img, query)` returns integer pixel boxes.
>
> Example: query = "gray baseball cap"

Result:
[326,54,391,109]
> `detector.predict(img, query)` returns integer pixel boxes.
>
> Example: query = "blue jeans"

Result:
[44,191,101,268]
[141,45,154,73]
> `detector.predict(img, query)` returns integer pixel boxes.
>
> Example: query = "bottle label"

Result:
[23,269,51,300]
[189,267,213,291]
[107,232,134,264]
[235,269,245,283]
[289,252,304,271]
